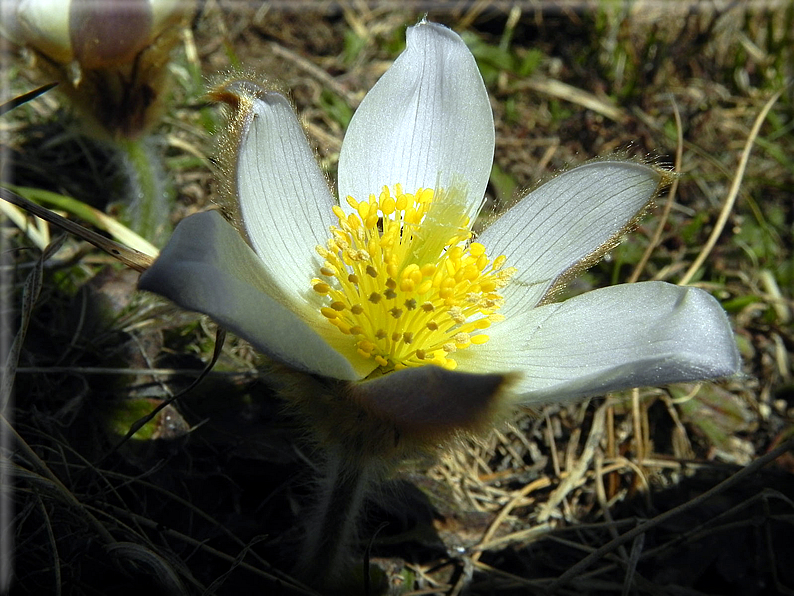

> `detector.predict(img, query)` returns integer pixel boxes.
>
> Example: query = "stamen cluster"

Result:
[313,185,514,371]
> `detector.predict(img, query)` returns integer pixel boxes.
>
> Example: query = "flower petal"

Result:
[454,282,740,405]
[217,82,337,303]
[347,366,515,446]
[480,161,666,314]
[138,211,373,381]
[8,0,74,63]
[338,21,494,221]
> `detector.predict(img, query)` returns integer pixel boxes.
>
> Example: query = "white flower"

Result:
[139,21,739,439]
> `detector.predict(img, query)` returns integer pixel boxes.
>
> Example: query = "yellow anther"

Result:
[465,264,480,280]
[401,263,419,279]
[395,193,407,210]
[400,279,415,292]
[332,205,346,220]
[469,242,485,257]
[381,196,395,215]
[331,319,351,334]
[480,280,496,292]
[313,282,331,294]
[315,184,512,372]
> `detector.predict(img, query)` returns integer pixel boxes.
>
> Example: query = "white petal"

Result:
[138,211,374,381]
[11,0,73,63]
[480,161,664,314]
[454,282,740,405]
[338,21,494,221]
[230,83,337,303]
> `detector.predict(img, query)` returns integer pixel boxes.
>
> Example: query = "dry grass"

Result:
[2,1,793,595]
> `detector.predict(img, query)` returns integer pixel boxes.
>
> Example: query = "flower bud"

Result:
[5,0,186,68]
[3,0,192,138]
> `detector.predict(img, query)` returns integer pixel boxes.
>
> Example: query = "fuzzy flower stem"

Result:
[298,447,380,588]
[116,136,172,246]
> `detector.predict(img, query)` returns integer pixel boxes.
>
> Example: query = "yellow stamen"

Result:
[314,184,515,372]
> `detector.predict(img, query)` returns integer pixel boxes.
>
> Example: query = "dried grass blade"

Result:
[0,82,58,116]
[679,90,782,286]
[549,436,794,592]
[1,235,64,410]
[0,200,49,250]
[538,404,607,523]
[0,187,156,272]
[628,98,683,284]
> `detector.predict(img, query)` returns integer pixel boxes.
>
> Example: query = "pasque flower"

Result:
[138,20,740,586]
[139,21,739,446]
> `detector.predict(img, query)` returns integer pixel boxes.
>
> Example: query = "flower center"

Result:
[312,183,515,372]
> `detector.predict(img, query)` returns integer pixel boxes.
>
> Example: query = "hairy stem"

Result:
[297,448,380,588]
[116,136,172,246]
